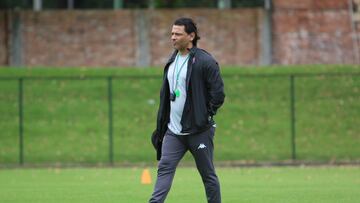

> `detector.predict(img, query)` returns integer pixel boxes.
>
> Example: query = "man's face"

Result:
[171,25,194,51]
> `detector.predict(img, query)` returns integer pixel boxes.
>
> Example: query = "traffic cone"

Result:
[141,168,152,184]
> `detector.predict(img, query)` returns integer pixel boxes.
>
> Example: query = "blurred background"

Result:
[0,0,359,167]
[1,0,359,67]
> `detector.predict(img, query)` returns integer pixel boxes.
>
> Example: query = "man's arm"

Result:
[204,60,225,116]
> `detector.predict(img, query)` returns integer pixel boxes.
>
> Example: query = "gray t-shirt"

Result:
[167,53,189,135]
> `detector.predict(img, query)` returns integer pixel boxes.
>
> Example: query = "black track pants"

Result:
[149,127,221,203]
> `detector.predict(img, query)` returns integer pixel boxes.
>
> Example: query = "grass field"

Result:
[0,65,359,164]
[0,166,359,203]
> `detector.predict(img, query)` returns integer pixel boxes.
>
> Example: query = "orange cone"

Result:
[141,168,152,184]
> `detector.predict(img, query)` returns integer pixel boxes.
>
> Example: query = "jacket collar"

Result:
[188,46,197,56]
[166,47,197,64]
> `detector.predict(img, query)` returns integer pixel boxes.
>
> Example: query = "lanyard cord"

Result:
[172,53,189,92]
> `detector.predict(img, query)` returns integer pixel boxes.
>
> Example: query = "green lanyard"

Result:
[172,53,189,97]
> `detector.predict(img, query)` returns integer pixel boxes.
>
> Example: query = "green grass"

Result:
[0,166,359,203]
[0,65,359,164]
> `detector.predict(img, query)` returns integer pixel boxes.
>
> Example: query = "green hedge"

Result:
[0,65,359,164]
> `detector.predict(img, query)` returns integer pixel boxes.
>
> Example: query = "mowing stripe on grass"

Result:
[0,166,358,203]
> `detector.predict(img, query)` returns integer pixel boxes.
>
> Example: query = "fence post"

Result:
[107,77,114,165]
[289,75,296,160]
[18,78,24,165]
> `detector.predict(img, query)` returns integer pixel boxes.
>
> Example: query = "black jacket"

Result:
[151,47,225,160]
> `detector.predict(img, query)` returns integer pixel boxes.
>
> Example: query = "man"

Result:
[150,17,225,203]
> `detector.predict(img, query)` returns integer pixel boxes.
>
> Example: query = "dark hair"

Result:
[174,17,201,47]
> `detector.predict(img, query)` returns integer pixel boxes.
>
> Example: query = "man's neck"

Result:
[178,45,193,56]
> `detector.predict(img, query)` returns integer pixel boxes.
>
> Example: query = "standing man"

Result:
[150,17,225,203]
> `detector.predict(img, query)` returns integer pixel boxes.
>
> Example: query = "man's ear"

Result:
[189,32,195,41]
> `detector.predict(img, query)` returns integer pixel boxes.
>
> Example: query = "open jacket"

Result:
[151,47,225,160]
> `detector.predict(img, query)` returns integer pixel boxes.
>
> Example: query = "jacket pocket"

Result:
[194,105,209,128]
